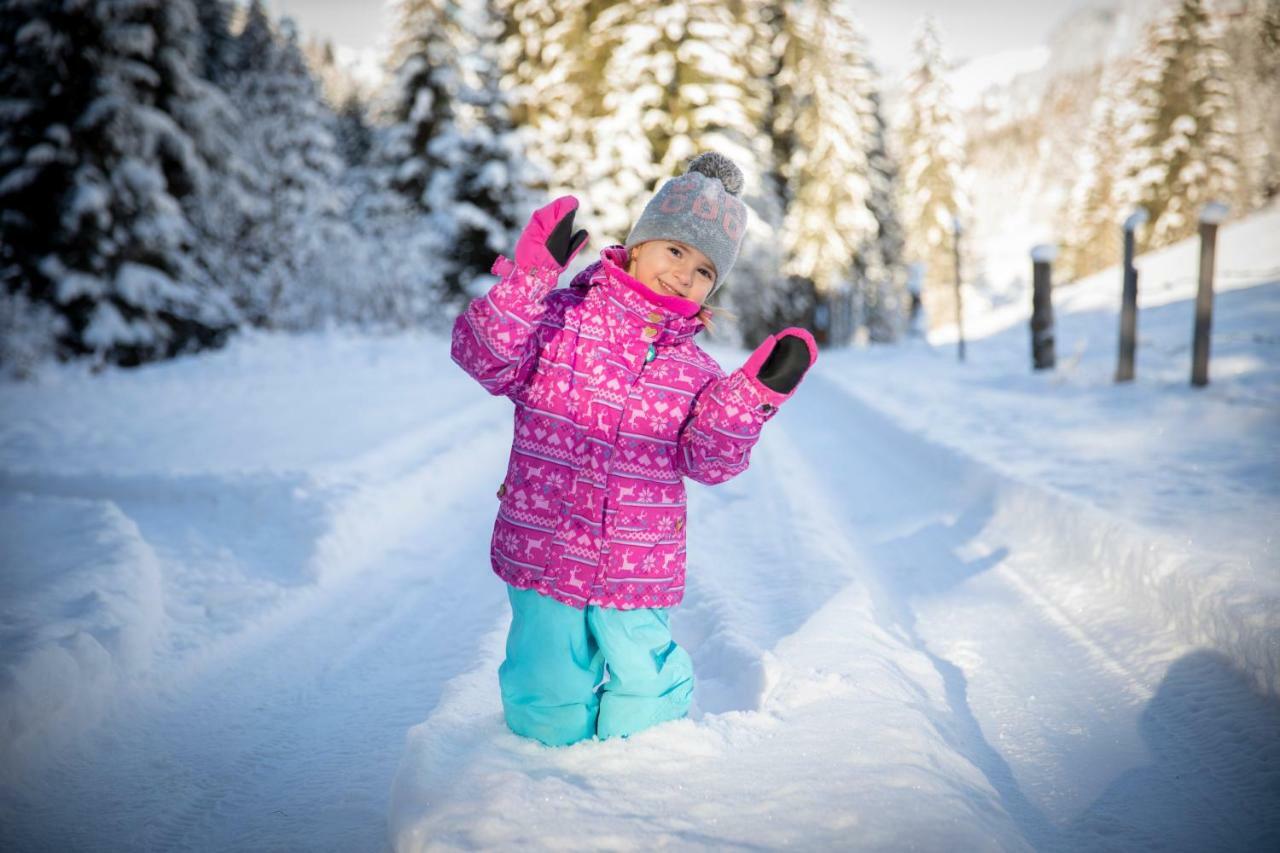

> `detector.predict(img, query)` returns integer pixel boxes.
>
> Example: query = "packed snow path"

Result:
[3,337,1276,851]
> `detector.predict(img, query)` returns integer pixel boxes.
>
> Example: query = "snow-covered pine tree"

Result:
[185,0,267,335]
[383,0,531,307]
[1220,0,1280,208]
[495,0,582,185]
[896,16,969,333]
[435,0,537,298]
[232,3,349,328]
[706,0,788,346]
[580,2,764,242]
[383,0,466,213]
[771,0,904,344]
[858,85,908,344]
[342,149,449,328]
[0,0,240,368]
[194,0,239,88]
[336,93,374,168]
[558,0,780,347]
[0,0,77,372]
[735,0,808,345]
[1060,63,1135,282]
[1119,0,1236,251]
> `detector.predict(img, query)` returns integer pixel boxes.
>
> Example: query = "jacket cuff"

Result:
[725,369,790,426]
[490,255,561,300]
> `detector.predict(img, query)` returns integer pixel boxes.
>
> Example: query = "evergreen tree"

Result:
[518,0,784,346]
[185,0,266,332]
[383,0,466,214]
[383,0,535,306]
[194,0,239,88]
[1120,0,1236,250]
[579,1,765,241]
[343,150,449,328]
[0,0,239,367]
[772,0,904,343]
[729,0,804,346]
[1220,0,1280,207]
[1061,64,1135,282]
[336,93,374,168]
[232,4,348,327]
[495,0,611,209]
[439,0,537,297]
[858,85,908,343]
[896,16,969,332]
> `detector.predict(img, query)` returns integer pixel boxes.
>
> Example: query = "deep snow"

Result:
[1,210,1278,851]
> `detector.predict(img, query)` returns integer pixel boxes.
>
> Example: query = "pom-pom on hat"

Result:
[625,152,749,292]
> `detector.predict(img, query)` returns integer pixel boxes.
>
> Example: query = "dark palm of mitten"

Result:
[756,335,813,393]
[545,207,589,267]
[515,196,589,272]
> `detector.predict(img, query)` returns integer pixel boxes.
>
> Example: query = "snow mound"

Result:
[0,492,163,781]
[389,443,1030,851]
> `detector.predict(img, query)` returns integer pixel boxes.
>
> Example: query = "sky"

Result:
[264,0,1095,77]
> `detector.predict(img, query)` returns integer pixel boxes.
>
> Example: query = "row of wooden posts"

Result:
[947,202,1229,387]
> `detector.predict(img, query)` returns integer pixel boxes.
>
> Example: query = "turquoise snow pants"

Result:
[498,585,695,747]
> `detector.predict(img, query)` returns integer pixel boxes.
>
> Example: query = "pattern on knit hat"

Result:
[625,151,749,290]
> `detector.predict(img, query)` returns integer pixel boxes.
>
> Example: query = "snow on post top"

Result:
[1030,244,1058,263]
[1124,208,1149,232]
[1199,202,1229,225]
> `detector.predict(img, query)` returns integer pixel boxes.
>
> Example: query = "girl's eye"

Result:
[668,246,681,257]
[699,268,712,280]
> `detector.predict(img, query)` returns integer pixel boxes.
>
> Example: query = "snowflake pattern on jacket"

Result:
[450,245,793,609]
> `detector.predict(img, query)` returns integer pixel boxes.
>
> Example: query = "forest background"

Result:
[1,0,1276,375]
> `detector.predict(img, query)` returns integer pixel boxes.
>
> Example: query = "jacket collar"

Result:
[570,246,706,343]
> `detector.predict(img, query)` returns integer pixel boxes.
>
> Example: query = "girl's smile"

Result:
[627,240,717,306]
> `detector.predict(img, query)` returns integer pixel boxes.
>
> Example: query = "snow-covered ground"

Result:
[1,212,1277,850]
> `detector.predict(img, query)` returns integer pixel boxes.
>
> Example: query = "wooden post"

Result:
[907,262,924,337]
[1030,244,1057,370]
[1191,202,1228,387]
[952,216,965,363]
[1116,208,1147,382]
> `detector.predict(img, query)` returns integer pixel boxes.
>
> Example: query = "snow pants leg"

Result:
[498,586,694,746]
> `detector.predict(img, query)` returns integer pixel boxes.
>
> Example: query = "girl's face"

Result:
[626,240,717,306]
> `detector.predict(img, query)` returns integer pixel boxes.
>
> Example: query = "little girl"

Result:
[451,152,817,747]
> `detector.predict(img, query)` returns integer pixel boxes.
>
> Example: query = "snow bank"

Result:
[964,471,1278,699]
[0,330,515,780]
[826,204,1279,699]
[955,200,1280,344]
[388,573,1029,852]
[389,423,1032,851]
[820,349,1280,697]
[0,329,475,477]
[0,492,163,781]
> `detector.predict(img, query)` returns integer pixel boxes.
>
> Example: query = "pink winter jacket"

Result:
[451,245,795,609]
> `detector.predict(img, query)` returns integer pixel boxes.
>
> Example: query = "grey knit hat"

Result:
[625,152,748,291]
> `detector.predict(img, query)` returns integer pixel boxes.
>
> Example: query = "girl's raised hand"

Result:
[515,196,589,272]
[743,328,818,395]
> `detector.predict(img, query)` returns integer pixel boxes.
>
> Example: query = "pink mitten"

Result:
[514,195,589,272]
[742,327,818,395]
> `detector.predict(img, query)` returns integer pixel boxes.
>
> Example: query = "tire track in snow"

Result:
[1,411,515,853]
[777,370,1280,848]
[792,370,1167,689]
[676,434,855,715]
[758,374,1102,848]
